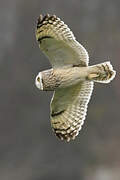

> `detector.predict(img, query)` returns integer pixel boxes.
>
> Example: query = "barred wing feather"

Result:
[36,14,89,68]
[50,81,94,141]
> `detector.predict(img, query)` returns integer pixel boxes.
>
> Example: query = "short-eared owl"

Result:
[35,14,116,142]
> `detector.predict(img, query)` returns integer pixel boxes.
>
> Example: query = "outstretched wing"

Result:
[50,81,94,142]
[36,14,89,68]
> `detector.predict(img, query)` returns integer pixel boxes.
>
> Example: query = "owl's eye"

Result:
[35,72,43,90]
[37,77,40,82]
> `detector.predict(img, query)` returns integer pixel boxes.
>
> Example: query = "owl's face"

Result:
[35,72,43,90]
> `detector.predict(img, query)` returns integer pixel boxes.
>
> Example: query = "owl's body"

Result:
[35,14,116,142]
[36,67,88,91]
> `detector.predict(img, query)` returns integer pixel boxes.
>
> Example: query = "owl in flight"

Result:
[35,14,116,142]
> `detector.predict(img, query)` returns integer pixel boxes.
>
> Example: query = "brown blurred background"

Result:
[0,0,120,179]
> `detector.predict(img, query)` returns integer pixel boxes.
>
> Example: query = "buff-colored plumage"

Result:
[51,81,93,141]
[36,14,89,67]
[35,14,116,142]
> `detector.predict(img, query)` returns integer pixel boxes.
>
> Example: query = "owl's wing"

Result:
[50,81,94,142]
[36,14,89,68]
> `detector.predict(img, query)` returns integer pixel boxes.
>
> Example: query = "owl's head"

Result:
[35,72,43,90]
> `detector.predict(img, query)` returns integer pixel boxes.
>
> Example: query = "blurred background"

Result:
[0,0,120,179]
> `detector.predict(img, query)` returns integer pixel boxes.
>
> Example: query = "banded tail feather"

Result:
[88,61,116,83]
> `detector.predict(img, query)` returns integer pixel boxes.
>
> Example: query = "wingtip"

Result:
[46,13,50,18]
[37,14,43,24]
[37,14,57,24]
[53,14,57,18]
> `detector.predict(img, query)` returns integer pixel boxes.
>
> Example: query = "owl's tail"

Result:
[88,61,116,83]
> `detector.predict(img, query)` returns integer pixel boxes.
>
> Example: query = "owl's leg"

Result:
[88,73,99,79]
